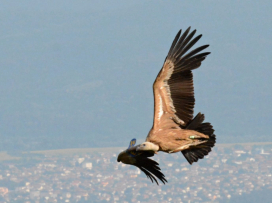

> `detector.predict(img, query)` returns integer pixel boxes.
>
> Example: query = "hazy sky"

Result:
[0,1,271,148]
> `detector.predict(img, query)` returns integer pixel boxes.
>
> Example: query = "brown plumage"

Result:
[117,27,216,184]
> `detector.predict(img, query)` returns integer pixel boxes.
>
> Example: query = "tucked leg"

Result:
[169,140,208,153]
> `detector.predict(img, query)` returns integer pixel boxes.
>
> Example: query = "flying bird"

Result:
[117,27,216,185]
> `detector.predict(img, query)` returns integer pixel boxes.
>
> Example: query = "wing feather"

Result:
[151,28,210,131]
[135,157,167,185]
[117,147,167,185]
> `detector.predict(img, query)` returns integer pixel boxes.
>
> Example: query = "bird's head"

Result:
[117,150,126,162]
[136,142,159,152]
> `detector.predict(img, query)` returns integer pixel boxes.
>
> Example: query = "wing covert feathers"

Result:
[152,27,210,130]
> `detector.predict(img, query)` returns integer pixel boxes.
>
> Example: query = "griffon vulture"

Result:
[117,27,216,185]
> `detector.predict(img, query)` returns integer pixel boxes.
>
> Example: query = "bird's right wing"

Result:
[134,156,167,185]
[117,142,167,185]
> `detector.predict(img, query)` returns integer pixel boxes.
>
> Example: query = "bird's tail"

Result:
[182,112,216,164]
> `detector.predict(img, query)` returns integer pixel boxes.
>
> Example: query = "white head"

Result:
[136,142,159,152]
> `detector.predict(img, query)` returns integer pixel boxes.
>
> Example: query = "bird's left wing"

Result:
[151,27,210,132]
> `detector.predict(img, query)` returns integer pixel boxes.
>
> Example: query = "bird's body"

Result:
[146,128,208,153]
[117,27,216,185]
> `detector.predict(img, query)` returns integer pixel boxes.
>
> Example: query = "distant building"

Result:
[83,162,93,170]
[0,187,8,196]
[78,158,85,164]
[260,149,270,155]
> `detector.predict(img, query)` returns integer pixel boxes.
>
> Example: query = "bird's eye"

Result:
[143,144,146,146]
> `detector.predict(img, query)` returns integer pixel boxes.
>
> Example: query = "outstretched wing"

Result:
[151,27,210,131]
[134,156,167,185]
[117,146,167,185]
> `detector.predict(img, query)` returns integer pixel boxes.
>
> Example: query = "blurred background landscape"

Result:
[0,143,272,202]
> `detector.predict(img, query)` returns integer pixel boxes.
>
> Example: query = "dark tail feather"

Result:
[182,112,216,164]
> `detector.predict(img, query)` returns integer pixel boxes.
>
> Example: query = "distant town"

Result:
[0,143,271,202]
